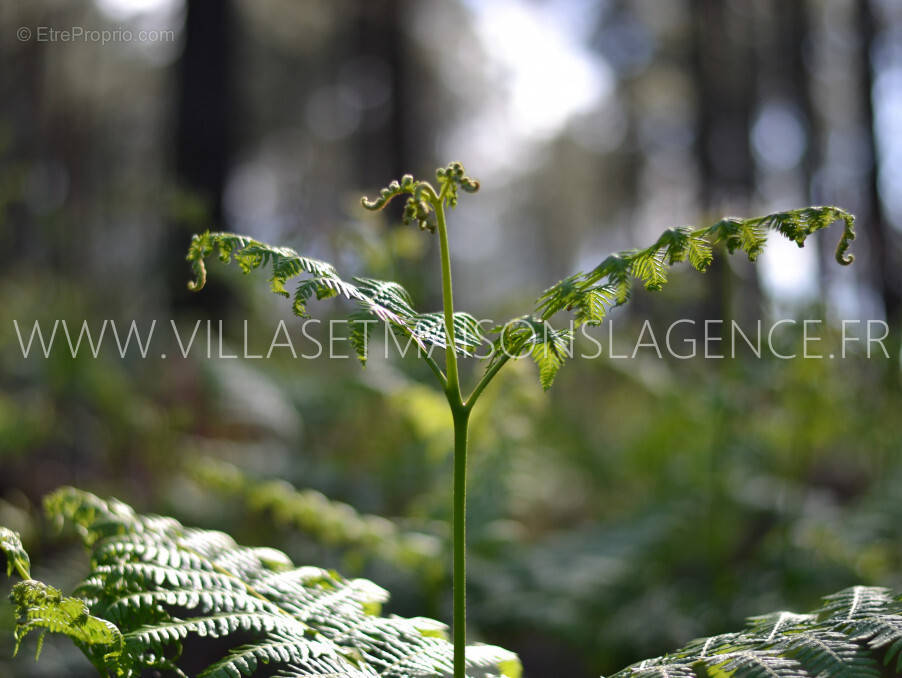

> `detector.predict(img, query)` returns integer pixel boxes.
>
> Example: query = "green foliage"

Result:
[186,232,485,365]
[607,586,902,678]
[523,206,856,387]
[185,162,488,371]
[0,528,30,579]
[188,456,445,580]
[9,580,124,671]
[2,487,521,678]
[537,207,855,327]
[188,163,856,392]
[463,343,902,675]
[484,317,574,391]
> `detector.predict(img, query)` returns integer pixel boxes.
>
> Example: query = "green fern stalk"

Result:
[185,161,856,678]
[431,170,471,678]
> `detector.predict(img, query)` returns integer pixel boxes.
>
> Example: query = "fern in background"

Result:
[606,586,902,678]
[2,488,521,678]
[188,456,445,581]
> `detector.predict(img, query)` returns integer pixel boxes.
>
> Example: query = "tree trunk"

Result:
[857,0,901,329]
[167,0,234,310]
[690,0,758,328]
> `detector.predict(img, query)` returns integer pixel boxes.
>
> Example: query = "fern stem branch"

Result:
[432,181,469,678]
[452,409,469,678]
[464,354,510,411]
[434,196,462,406]
[420,350,448,388]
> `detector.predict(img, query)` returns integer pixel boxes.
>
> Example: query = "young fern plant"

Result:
[185,161,857,678]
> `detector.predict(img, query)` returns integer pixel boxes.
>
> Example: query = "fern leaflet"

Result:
[186,232,484,365]
[504,205,856,388]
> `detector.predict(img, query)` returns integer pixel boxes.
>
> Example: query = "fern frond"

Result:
[522,206,855,389]
[825,587,902,672]
[0,527,30,579]
[617,659,698,678]
[121,611,311,652]
[538,206,854,331]
[414,311,485,355]
[100,587,277,626]
[199,633,360,678]
[706,650,807,678]
[10,579,125,670]
[781,632,880,678]
[4,487,521,678]
[485,316,573,390]
[844,614,902,673]
[817,586,896,622]
[186,232,485,364]
[607,584,900,678]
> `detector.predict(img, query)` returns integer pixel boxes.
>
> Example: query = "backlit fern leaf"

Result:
[817,586,895,622]
[844,615,902,673]
[706,650,807,678]
[539,206,854,332]
[782,632,880,678]
[10,579,125,671]
[745,611,815,639]
[3,487,521,678]
[825,587,902,672]
[200,634,358,678]
[485,316,573,390]
[573,285,617,325]
[530,326,572,391]
[618,659,698,678]
[187,232,485,363]
[629,247,668,291]
[518,206,855,389]
[99,587,277,626]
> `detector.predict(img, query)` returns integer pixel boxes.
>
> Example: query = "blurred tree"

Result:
[783,1,816,191]
[691,1,755,209]
[167,0,234,310]
[349,0,412,190]
[690,0,758,327]
[777,0,834,300]
[857,0,902,330]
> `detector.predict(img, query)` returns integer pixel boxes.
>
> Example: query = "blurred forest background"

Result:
[2,1,902,677]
